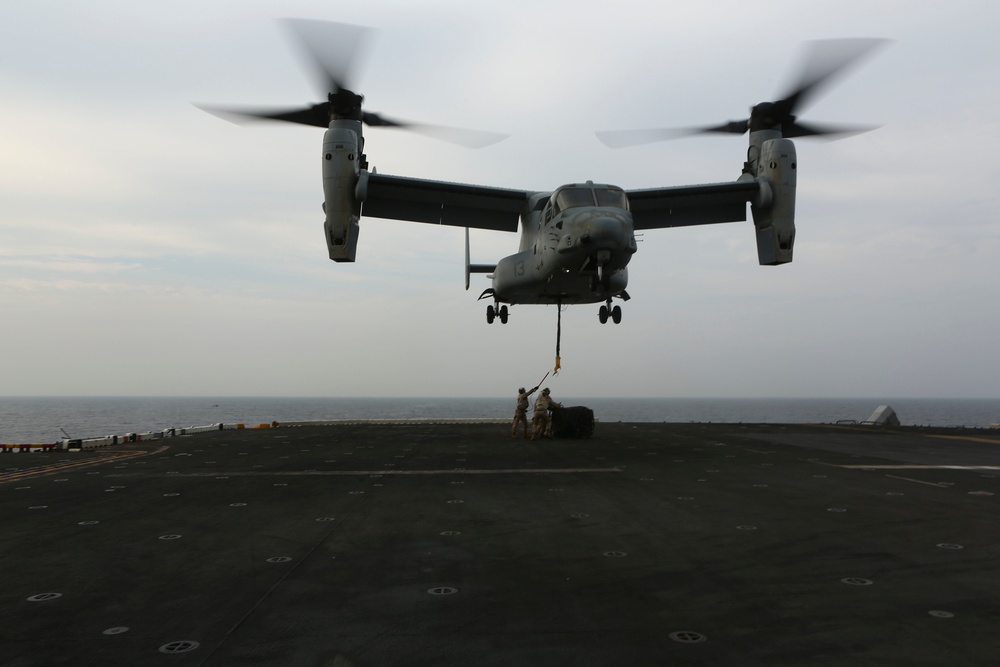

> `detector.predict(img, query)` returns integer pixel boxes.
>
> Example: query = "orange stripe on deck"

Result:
[0,446,169,483]
[927,435,1000,445]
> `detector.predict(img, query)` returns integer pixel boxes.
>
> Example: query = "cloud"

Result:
[1,0,999,399]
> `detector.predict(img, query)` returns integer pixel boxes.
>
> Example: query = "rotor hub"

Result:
[749,101,796,133]
[328,89,365,121]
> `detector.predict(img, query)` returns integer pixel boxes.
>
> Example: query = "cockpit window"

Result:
[595,187,628,209]
[554,189,595,212]
[551,186,629,215]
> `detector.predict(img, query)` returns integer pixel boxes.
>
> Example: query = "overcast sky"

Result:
[2,0,998,399]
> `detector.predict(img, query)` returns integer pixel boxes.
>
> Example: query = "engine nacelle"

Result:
[322,120,364,262]
[749,135,797,265]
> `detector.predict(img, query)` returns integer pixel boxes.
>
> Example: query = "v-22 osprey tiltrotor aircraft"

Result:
[204,20,885,325]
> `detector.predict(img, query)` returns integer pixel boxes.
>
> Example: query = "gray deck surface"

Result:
[3,422,999,666]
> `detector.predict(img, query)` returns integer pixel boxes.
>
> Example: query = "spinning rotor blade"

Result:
[596,38,888,148]
[782,120,880,139]
[407,124,509,149]
[776,38,888,117]
[284,18,371,99]
[356,110,509,147]
[594,127,701,149]
[595,121,748,148]
[199,18,507,147]
[200,105,507,147]
[198,103,332,128]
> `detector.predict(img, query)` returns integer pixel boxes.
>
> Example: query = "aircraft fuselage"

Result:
[491,182,636,305]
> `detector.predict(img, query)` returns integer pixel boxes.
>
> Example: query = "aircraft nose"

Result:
[581,216,625,246]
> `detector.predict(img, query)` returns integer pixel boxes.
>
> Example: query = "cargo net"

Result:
[550,406,595,439]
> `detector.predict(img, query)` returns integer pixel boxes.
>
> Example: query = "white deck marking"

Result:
[884,475,951,488]
[180,468,622,477]
[838,465,1000,471]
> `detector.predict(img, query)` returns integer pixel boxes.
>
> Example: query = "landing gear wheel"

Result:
[486,304,495,324]
[499,305,509,324]
[611,305,622,324]
[599,305,609,324]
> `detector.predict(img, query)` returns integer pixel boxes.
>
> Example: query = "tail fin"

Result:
[465,227,496,290]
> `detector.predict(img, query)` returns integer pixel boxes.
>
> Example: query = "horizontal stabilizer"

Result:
[468,264,495,273]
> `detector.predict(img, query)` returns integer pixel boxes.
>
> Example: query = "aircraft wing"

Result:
[362,173,530,232]
[626,181,760,230]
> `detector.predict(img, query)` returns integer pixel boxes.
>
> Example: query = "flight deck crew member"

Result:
[512,385,540,439]
[531,388,561,440]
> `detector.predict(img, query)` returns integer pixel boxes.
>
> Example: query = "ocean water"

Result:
[1,396,998,443]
